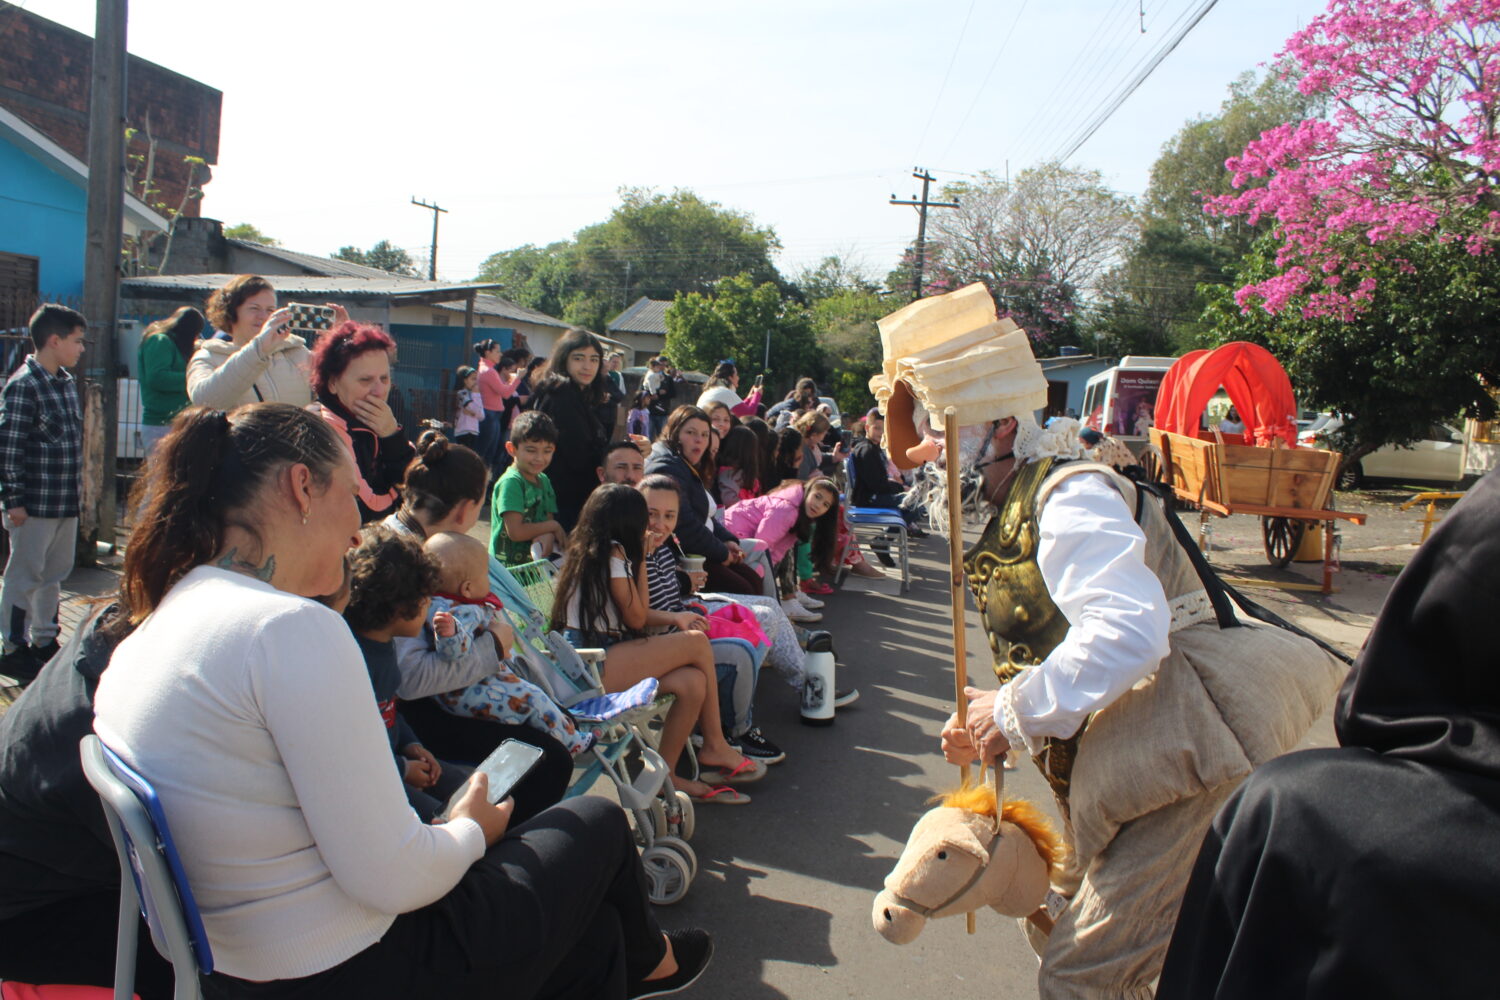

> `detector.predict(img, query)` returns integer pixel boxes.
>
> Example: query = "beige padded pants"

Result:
[1024,782,1236,1000]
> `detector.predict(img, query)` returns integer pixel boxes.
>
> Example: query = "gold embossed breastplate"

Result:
[962,458,1070,683]
[962,457,1083,805]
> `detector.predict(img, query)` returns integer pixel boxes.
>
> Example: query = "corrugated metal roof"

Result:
[227,239,401,279]
[608,297,670,336]
[428,295,571,329]
[122,273,501,298]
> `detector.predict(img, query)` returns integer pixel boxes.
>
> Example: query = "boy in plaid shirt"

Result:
[0,304,86,682]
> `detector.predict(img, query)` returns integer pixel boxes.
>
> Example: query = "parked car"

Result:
[1302,414,1467,486]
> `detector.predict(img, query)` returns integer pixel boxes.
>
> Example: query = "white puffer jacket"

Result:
[187,334,313,410]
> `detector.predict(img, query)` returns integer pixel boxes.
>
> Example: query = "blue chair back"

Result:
[80,735,213,1000]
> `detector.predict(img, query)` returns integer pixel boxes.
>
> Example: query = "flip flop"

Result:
[697,755,766,784]
[685,784,751,804]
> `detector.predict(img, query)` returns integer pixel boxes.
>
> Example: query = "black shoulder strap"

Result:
[1131,478,1354,666]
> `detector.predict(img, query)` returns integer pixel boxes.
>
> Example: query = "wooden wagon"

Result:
[1145,428,1366,588]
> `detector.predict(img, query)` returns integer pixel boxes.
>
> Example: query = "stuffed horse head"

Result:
[873,783,1062,944]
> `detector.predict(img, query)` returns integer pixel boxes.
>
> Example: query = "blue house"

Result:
[1039,349,1115,418]
[0,104,167,307]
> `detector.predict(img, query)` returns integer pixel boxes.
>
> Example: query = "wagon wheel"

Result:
[1261,516,1306,569]
[1138,444,1167,487]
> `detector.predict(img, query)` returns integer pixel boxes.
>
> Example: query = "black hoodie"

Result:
[1158,470,1500,998]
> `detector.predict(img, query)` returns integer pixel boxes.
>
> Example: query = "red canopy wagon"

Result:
[1142,342,1365,588]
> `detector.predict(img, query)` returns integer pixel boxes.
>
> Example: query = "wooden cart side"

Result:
[1217,441,1339,512]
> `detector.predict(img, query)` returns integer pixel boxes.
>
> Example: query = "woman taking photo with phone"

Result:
[695,360,762,417]
[91,404,712,999]
[188,274,331,409]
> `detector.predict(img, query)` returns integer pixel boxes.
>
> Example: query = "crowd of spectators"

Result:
[0,278,927,998]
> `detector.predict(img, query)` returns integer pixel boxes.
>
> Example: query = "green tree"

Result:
[809,289,889,416]
[663,274,824,393]
[475,242,576,317]
[1096,68,1326,352]
[332,240,418,276]
[223,222,279,245]
[475,188,785,331]
[1199,226,1500,466]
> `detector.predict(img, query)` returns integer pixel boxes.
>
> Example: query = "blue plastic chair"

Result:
[841,455,911,592]
[79,735,213,1000]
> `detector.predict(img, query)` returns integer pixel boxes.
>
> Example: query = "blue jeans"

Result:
[477,410,504,474]
[717,656,759,737]
[859,491,919,527]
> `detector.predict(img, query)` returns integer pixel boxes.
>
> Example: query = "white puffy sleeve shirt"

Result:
[993,472,1171,753]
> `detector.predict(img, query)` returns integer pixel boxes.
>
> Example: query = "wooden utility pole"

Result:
[890,167,959,299]
[411,197,447,280]
[83,0,128,557]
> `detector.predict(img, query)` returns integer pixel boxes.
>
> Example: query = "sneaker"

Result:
[833,687,860,708]
[628,928,714,999]
[731,727,786,765]
[29,639,59,665]
[795,591,825,610]
[780,599,822,623]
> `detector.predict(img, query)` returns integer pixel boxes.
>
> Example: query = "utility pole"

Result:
[83,0,128,558]
[411,197,446,280]
[889,167,959,299]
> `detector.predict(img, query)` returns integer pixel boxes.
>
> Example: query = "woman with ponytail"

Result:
[91,405,709,999]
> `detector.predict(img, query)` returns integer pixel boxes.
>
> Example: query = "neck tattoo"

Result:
[217,548,276,582]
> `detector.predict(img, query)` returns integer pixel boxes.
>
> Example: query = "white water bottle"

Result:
[800,631,837,726]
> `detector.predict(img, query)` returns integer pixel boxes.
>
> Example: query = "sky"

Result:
[21,0,1322,290]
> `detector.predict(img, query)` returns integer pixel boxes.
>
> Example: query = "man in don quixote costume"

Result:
[870,284,1346,999]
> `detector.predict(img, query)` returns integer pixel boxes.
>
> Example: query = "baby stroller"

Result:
[494,559,704,903]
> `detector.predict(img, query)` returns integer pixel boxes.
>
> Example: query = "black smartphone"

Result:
[284,302,337,335]
[441,739,544,818]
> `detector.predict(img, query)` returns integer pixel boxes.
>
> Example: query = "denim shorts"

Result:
[562,627,623,651]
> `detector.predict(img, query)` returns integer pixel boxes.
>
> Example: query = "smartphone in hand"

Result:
[440,739,544,819]
[284,303,337,337]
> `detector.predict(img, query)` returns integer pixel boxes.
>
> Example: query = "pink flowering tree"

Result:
[1211,0,1500,318]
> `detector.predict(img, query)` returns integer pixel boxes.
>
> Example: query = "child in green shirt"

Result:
[490,411,567,565]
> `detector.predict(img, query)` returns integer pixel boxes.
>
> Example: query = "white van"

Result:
[1080,356,1177,454]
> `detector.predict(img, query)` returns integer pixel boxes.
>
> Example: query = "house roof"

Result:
[121,273,502,304]
[429,296,573,329]
[0,104,169,231]
[1038,354,1107,371]
[227,239,402,279]
[608,297,670,336]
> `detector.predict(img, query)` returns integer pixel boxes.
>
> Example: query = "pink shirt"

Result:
[476,361,517,412]
[722,485,805,565]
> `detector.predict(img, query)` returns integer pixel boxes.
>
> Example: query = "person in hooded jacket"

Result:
[311,322,415,523]
[188,275,324,409]
[1157,468,1500,1000]
[527,329,609,531]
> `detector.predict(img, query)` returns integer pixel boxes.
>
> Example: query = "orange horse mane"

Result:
[935,782,1065,874]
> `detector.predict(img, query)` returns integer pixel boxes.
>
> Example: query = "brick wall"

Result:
[0,6,222,218]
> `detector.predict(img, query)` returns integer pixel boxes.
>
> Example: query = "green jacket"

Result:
[137,332,189,426]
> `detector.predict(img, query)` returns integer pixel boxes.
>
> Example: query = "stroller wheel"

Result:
[654,835,698,880]
[641,845,693,905]
[648,797,670,838]
[672,790,696,841]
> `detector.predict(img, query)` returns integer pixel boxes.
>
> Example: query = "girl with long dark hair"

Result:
[552,484,765,803]
[715,425,764,506]
[137,305,205,454]
[529,329,609,530]
[645,406,764,595]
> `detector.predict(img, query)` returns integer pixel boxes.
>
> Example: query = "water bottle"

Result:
[800,630,837,727]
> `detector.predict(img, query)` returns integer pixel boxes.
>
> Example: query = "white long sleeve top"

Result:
[993,472,1171,754]
[93,566,486,981]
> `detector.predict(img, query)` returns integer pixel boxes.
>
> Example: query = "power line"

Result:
[911,0,981,163]
[937,0,1031,163]
[889,168,962,298]
[410,197,447,281]
[1047,0,1223,163]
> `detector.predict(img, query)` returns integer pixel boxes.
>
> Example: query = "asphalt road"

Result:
[658,536,1075,1000]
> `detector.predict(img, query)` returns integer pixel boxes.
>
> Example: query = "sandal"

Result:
[685,784,751,804]
[697,755,766,784]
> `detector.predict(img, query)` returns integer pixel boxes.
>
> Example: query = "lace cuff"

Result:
[997,677,1042,758]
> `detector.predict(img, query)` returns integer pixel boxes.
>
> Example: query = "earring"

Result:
[301,509,310,526]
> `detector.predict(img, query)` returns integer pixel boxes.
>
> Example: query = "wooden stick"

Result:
[941,408,977,936]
